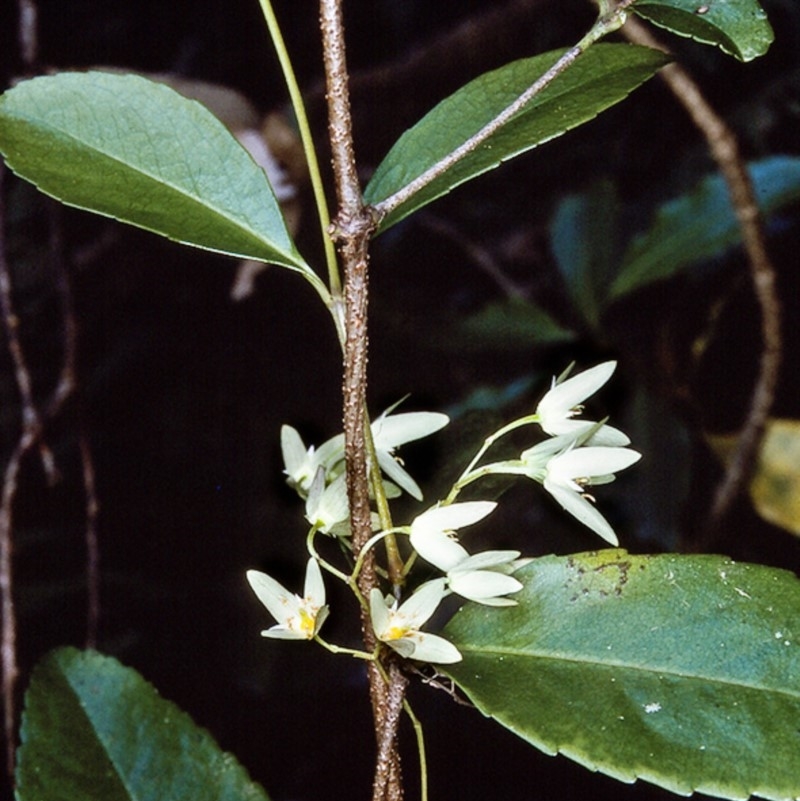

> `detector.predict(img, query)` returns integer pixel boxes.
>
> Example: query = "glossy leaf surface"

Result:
[16,648,271,801]
[0,72,309,272]
[633,0,774,61]
[443,550,800,799]
[364,45,669,232]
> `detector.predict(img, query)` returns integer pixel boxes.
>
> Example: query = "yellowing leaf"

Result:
[707,419,800,536]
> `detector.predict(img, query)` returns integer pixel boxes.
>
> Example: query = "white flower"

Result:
[540,445,641,546]
[305,469,350,536]
[536,361,628,445]
[281,425,341,496]
[447,551,531,607]
[282,408,448,502]
[370,409,449,500]
[246,558,329,640]
[409,502,497,569]
[369,580,462,663]
[409,502,528,606]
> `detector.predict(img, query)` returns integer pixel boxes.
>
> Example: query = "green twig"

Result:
[256,0,342,303]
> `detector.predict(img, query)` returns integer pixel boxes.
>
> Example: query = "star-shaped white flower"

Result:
[409,502,498,569]
[370,409,449,500]
[409,502,528,606]
[282,408,448,502]
[305,469,350,536]
[369,579,461,663]
[246,558,329,640]
[540,445,641,546]
[536,361,628,445]
[281,425,343,496]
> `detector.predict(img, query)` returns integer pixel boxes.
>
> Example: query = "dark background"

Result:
[2,1,800,799]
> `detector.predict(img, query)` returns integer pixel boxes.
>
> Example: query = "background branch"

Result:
[622,17,782,549]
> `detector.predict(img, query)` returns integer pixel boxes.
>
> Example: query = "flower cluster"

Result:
[409,502,530,607]
[245,362,639,666]
[281,406,449,537]
[521,361,641,546]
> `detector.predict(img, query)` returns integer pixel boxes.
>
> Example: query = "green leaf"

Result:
[16,647,271,801]
[443,550,800,800]
[609,156,800,300]
[633,0,774,62]
[364,44,669,233]
[0,72,309,273]
[455,298,576,350]
[550,180,620,329]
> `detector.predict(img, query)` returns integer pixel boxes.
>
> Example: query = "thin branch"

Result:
[17,0,39,71]
[48,208,101,648]
[1,451,23,782]
[371,662,408,801]
[320,0,362,218]
[621,17,782,546]
[417,214,530,300]
[257,0,341,298]
[371,3,635,223]
[79,434,100,648]
[0,161,22,783]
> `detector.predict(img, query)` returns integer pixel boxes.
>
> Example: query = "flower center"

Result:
[297,607,318,638]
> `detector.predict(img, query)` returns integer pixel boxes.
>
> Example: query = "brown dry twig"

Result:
[621,16,782,547]
[1,0,101,780]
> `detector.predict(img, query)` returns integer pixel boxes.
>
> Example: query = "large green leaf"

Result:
[364,45,669,232]
[443,550,800,800]
[16,647,271,801]
[633,0,773,62]
[0,72,309,272]
[609,156,800,300]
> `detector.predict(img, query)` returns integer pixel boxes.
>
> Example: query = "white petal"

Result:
[281,425,311,479]
[543,480,619,546]
[313,605,331,636]
[541,361,616,412]
[377,449,423,500]
[304,467,326,513]
[509,557,534,573]
[369,588,392,637]
[399,631,463,664]
[453,550,521,571]
[583,424,631,447]
[449,570,523,602]
[396,579,447,628]
[260,625,310,640]
[383,636,416,659]
[550,447,641,480]
[412,502,497,536]
[537,362,616,433]
[471,595,519,607]
[307,473,349,532]
[372,411,449,449]
[543,419,630,445]
[303,558,326,607]
[246,569,298,624]
[315,432,346,472]
[410,528,468,572]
